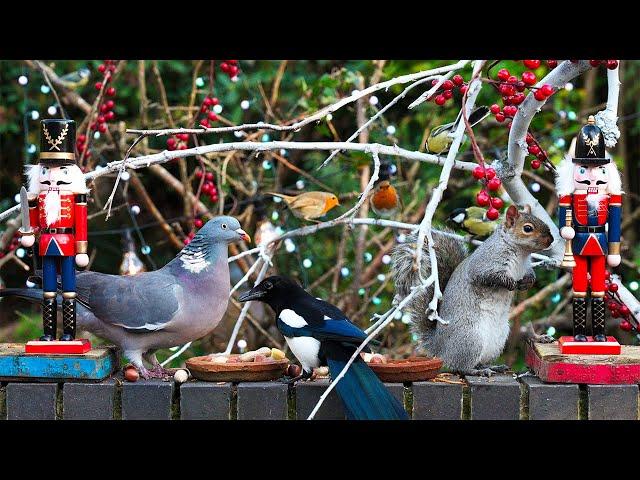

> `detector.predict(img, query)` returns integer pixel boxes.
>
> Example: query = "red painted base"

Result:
[558,336,621,355]
[25,339,91,355]
[526,342,640,384]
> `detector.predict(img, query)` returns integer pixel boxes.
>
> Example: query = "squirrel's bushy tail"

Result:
[390,229,468,339]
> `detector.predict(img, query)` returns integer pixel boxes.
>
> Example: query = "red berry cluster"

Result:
[167,133,190,151]
[429,74,468,106]
[219,60,240,79]
[471,165,504,220]
[0,231,21,259]
[90,60,118,134]
[194,168,219,203]
[589,60,619,70]
[76,134,90,161]
[603,272,636,332]
[199,96,219,128]
[525,132,548,170]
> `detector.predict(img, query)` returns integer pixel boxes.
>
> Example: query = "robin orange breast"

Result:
[370,180,399,218]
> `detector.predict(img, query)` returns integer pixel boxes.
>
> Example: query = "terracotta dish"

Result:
[186,354,289,382]
[368,356,443,382]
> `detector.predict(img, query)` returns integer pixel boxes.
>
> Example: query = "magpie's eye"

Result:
[523,224,534,234]
[264,282,273,290]
[221,223,227,229]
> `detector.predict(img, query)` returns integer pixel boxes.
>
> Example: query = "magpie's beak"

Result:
[238,287,265,302]
[236,228,251,243]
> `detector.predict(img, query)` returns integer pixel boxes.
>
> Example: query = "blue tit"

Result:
[447,206,498,238]
[426,106,490,155]
[58,68,91,90]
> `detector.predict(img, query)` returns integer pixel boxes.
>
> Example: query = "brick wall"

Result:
[1,374,638,420]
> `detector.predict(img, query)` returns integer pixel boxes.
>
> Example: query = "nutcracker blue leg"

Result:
[41,256,58,341]
[60,256,77,341]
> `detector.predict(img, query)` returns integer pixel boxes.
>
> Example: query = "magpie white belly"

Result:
[285,336,321,372]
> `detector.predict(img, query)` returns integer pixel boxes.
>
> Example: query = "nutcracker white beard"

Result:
[43,188,61,226]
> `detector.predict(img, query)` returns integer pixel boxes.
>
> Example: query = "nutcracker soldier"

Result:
[19,119,89,346]
[556,115,623,344]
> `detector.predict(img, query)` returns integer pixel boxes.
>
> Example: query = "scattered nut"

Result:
[315,366,329,377]
[270,348,286,360]
[174,369,189,383]
[124,365,139,382]
[362,352,373,363]
[239,351,258,362]
[212,356,229,364]
[287,364,302,378]
[256,347,272,356]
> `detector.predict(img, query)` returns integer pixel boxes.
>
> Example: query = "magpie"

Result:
[238,275,409,420]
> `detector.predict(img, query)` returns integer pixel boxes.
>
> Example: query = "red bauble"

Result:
[521,71,537,86]
[487,177,502,191]
[491,197,504,209]
[435,95,446,106]
[497,68,510,81]
[490,104,501,114]
[486,207,500,220]
[531,159,541,169]
[485,167,496,180]
[472,165,485,180]
[523,60,541,69]
[620,320,633,332]
[452,74,464,86]
[476,190,490,207]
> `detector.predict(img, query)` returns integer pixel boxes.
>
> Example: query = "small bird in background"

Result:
[239,276,408,420]
[57,68,91,90]
[447,206,498,238]
[370,161,401,218]
[265,191,340,222]
[426,106,490,155]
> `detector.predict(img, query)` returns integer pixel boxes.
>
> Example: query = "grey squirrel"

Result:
[391,205,554,376]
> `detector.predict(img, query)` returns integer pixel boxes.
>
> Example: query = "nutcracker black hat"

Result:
[39,119,76,166]
[572,115,609,165]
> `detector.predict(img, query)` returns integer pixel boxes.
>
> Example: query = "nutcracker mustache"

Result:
[576,179,608,185]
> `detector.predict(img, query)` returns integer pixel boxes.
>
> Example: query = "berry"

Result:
[495,113,505,123]
[105,100,115,110]
[106,87,116,96]
[515,81,526,93]
[491,197,504,209]
[442,79,454,90]
[205,172,214,181]
[107,111,116,121]
[228,60,238,65]
[490,104,501,114]
[486,207,500,221]
[537,151,546,160]
[452,74,464,86]
[100,104,109,113]
[203,97,214,106]
[528,144,541,155]
[431,79,439,87]
[98,115,106,124]
[476,190,490,207]
[608,282,619,293]
[507,75,518,84]
[531,159,541,169]
[207,112,219,121]
[540,84,554,96]
[178,144,187,150]
[497,68,510,81]
[98,123,107,133]
[183,238,191,245]
[487,177,502,191]
[607,59,619,70]
[523,60,541,69]
[547,60,558,68]
[220,62,230,72]
[98,64,106,73]
[521,71,537,86]
[526,133,534,144]
[589,60,602,67]
[620,320,633,331]
[210,97,219,105]
[604,270,611,280]
[194,218,203,228]
[472,165,485,180]
[459,84,468,94]
[504,105,518,117]
[620,305,631,316]
[229,65,239,76]
[435,95,446,106]
[78,134,87,143]
[195,169,203,179]
[200,119,210,128]
[608,300,619,311]
[167,138,176,150]
[485,167,496,180]
[202,183,212,194]
[95,82,103,90]
[534,90,547,101]
[502,95,512,105]
[512,93,525,105]
[442,89,453,100]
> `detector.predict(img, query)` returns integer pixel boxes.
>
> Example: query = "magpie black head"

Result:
[238,275,306,310]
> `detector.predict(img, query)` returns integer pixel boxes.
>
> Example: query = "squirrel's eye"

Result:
[221,223,227,229]
[523,224,534,233]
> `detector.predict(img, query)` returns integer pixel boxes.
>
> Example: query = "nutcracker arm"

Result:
[608,194,622,254]
[558,195,572,229]
[27,196,38,232]
[74,193,88,254]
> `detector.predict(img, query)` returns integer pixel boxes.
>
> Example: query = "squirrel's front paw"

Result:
[517,275,536,290]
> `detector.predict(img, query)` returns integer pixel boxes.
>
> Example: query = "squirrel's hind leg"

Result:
[459,364,510,377]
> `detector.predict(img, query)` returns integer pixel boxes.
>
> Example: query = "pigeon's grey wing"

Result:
[76,271,182,332]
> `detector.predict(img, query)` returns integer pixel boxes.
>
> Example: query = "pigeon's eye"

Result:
[522,224,534,234]
[221,223,228,229]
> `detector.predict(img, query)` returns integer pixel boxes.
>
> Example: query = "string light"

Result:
[271,211,279,221]
[262,160,272,170]
[234,130,244,138]
[567,111,577,121]
[27,144,37,154]
[130,205,141,215]
[295,180,305,190]
[213,104,223,114]
[369,95,379,106]
[546,326,557,336]
[14,194,20,203]
[47,105,57,115]
[530,182,541,193]
[557,110,567,120]
[40,85,50,94]
[364,252,373,262]
[237,339,248,353]
[372,297,382,305]
[141,245,151,255]
[272,196,282,203]
[397,234,407,243]
[394,310,403,320]
[555,138,566,148]
[630,281,639,292]
[261,134,270,143]
[26,279,36,288]
[401,313,412,324]
[120,171,131,182]
[195,77,205,87]
[30,111,39,120]
[240,100,250,110]
[564,82,574,92]
[93,131,101,140]
[302,258,313,268]
[15,248,26,259]
[284,238,296,253]
[358,288,365,296]
[325,113,332,121]
[386,125,396,135]
[340,267,350,277]
[280,149,288,156]
[275,226,285,235]
[377,274,386,282]
[382,254,391,265]
[18,75,28,85]
[551,292,561,303]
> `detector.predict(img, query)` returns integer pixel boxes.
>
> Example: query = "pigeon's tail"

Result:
[0,288,43,303]
[324,343,409,420]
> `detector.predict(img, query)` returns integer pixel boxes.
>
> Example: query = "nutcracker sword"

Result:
[18,187,32,235]
[561,208,577,269]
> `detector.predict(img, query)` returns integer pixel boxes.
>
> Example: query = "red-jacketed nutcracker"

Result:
[556,115,623,349]
[19,119,90,350]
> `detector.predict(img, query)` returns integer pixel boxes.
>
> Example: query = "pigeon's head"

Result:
[238,275,304,309]
[197,216,250,244]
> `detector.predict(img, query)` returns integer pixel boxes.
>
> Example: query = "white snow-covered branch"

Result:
[595,64,621,147]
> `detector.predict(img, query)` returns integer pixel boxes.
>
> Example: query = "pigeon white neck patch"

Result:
[179,250,210,273]
[279,309,308,328]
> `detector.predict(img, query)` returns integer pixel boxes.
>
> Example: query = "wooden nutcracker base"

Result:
[526,341,640,385]
[0,343,118,382]
[25,338,91,354]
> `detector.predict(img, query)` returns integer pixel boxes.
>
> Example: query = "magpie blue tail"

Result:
[0,288,43,302]
[324,343,409,420]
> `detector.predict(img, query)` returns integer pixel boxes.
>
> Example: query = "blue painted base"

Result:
[0,343,119,382]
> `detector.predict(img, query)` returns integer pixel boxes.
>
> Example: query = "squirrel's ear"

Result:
[522,204,532,214]
[505,205,518,228]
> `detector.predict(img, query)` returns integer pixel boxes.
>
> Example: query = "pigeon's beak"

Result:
[238,287,265,302]
[236,228,251,243]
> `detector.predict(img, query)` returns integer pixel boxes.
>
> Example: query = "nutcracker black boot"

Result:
[573,297,588,342]
[592,297,607,342]
[40,294,57,341]
[60,296,76,341]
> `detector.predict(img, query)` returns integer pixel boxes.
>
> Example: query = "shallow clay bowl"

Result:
[186,354,289,382]
[368,356,443,382]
